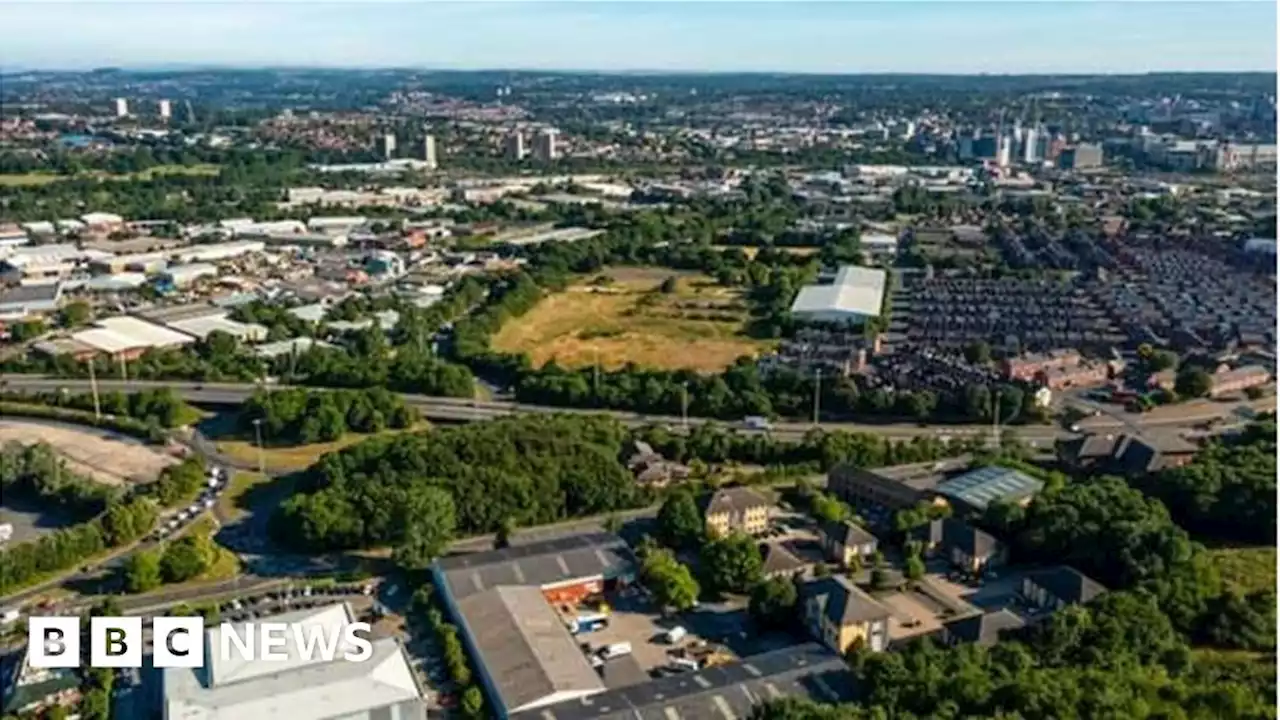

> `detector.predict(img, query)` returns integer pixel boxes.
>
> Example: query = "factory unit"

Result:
[173,240,266,264]
[157,263,218,289]
[789,265,888,325]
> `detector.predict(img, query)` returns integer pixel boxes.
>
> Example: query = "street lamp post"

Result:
[680,382,689,432]
[251,418,266,475]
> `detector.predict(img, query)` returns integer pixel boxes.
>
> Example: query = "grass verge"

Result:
[1206,546,1276,595]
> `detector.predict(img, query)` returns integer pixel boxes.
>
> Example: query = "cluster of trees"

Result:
[0,495,156,595]
[1137,419,1276,545]
[239,387,418,445]
[5,388,197,429]
[123,532,216,592]
[634,423,972,474]
[0,399,170,444]
[701,531,765,596]
[984,472,1274,653]
[754,592,1275,718]
[146,457,208,508]
[1,442,118,519]
[271,415,644,560]
[639,544,700,612]
[411,587,487,720]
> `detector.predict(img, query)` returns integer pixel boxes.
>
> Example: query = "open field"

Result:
[1207,547,1276,595]
[492,266,775,372]
[0,163,220,187]
[0,419,177,485]
[214,423,428,473]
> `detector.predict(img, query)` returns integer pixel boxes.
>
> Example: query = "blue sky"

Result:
[2,1,1276,73]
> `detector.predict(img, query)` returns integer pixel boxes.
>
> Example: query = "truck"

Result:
[663,626,688,644]
[598,642,633,660]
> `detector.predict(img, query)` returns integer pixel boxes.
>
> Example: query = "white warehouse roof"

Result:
[163,603,423,720]
[73,316,195,353]
[167,315,268,342]
[790,265,887,322]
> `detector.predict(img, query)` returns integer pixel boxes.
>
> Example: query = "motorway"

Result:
[4,375,1074,441]
[3,375,1269,445]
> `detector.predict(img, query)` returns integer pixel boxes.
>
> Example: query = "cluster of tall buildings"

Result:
[112,97,172,120]
[377,131,438,169]
[955,123,1102,171]
[505,128,560,162]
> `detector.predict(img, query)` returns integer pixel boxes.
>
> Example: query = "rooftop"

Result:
[434,532,637,602]
[164,603,422,720]
[509,643,855,720]
[790,265,887,319]
[454,585,605,715]
[934,466,1045,511]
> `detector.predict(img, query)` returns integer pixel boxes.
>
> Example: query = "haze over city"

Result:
[2,1,1277,73]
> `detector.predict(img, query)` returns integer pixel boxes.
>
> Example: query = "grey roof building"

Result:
[941,609,1027,647]
[432,533,639,717]
[161,602,424,720]
[1058,432,1198,475]
[0,282,61,319]
[1022,566,1107,610]
[933,466,1045,512]
[509,643,855,720]
[453,585,605,716]
[433,532,637,602]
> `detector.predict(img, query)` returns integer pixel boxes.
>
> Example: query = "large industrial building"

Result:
[161,603,424,720]
[789,265,888,324]
[433,533,637,717]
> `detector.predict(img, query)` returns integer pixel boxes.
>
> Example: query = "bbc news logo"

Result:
[29,616,374,669]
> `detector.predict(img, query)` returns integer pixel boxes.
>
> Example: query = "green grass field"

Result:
[0,163,220,187]
[1207,546,1276,595]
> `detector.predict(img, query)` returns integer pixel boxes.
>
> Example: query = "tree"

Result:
[1175,368,1213,399]
[124,548,163,593]
[749,576,799,630]
[392,487,457,570]
[904,553,925,583]
[58,301,92,327]
[160,535,213,583]
[641,547,701,612]
[657,489,704,549]
[461,685,485,719]
[963,341,992,365]
[701,532,763,595]
[495,516,516,550]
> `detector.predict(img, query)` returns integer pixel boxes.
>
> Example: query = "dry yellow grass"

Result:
[492,269,774,372]
[215,424,428,473]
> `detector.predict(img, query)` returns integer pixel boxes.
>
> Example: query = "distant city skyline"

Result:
[1,1,1276,74]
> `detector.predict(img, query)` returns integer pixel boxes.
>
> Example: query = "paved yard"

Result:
[879,590,945,642]
[0,419,177,485]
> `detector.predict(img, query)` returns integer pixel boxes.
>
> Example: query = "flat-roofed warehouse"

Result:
[510,643,856,720]
[790,265,887,324]
[162,602,425,720]
[432,533,639,718]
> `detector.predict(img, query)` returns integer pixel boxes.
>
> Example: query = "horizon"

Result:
[2,1,1276,75]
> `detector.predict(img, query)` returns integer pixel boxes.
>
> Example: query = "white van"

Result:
[664,626,688,644]
[743,416,772,431]
[669,657,700,672]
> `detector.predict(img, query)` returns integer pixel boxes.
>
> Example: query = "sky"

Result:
[1,1,1276,74]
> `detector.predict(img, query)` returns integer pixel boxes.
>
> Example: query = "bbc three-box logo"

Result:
[29,616,374,668]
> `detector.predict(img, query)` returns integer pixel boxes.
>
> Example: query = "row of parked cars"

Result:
[151,466,228,541]
[217,583,377,623]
